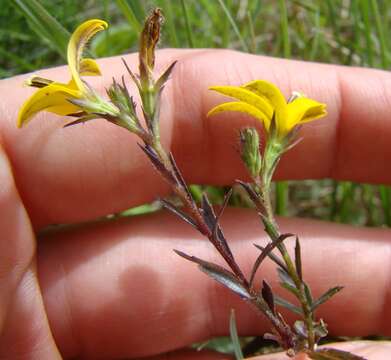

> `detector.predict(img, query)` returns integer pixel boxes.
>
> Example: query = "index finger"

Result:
[1,49,390,227]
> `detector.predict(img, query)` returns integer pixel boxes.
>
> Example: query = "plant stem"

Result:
[259,140,316,351]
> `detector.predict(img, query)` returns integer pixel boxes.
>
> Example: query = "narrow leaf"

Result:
[307,348,367,360]
[64,114,99,127]
[274,295,303,315]
[160,199,198,230]
[304,282,314,308]
[277,268,300,297]
[156,61,177,89]
[312,286,344,311]
[212,189,232,239]
[250,234,291,286]
[139,144,176,184]
[295,236,302,281]
[261,280,275,315]
[277,267,296,288]
[174,250,251,300]
[201,193,234,261]
[230,309,244,360]
[236,180,264,213]
[168,152,193,203]
[254,244,288,272]
[121,58,141,90]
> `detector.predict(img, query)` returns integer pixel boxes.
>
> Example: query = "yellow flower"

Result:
[17,19,108,128]
[208,80,327,137]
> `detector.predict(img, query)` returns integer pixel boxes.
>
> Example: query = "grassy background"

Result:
[2,0,391,356]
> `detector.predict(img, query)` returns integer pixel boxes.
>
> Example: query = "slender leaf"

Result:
[295,236,302,281]
[254,244,288,273]
[156,61,177,89]
[201,193,234,261]
[261,280,275,315]
[277,268,299,297]
[160,199,198,230]
[274,295,303,316]
[168,152,193,203]
[250,233,292,286]
[229,309,244,360]
[304,282,314,308]
[174,250,251,300]
[312,286,344,311]
[139,144,176,184]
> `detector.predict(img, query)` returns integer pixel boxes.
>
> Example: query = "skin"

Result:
[0,49,390,359]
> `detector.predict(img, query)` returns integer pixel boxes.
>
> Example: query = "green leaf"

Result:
[312,286,344,311]
[304,282,314,308]
[295,236,302,281]
[229,309,244,360]
[274,295,303,316]
[12,0,69,58]
[307,347,367,360]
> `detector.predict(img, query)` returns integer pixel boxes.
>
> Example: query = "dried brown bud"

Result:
[139,8,163,85]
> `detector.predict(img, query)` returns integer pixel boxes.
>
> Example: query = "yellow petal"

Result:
[283,97,327,134]
[79,58,102,76]
[17,83,81,127]
[67,19,108,91]
[209,85,273,118]
[242,80,289,135]
[207,101,271,129]
[243,80,287,111]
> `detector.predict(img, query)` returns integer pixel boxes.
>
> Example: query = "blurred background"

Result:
[1,0,391,356]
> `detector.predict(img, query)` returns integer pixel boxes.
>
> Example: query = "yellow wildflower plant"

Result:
[17,19,108,127]
[208,80,327,137]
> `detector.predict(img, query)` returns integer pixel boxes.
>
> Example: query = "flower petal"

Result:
[209,85,273,118]
[17,83,81,127]
[242,80,287,111]
[284,97,327,134]
[67,19,108,90]
[207,101,271,129]
[242,80,290,134]
[79,58,102,76]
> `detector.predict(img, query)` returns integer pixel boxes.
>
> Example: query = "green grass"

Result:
[2,0,391,355]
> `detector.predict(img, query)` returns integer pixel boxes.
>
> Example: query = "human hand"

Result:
[0,49,391,359]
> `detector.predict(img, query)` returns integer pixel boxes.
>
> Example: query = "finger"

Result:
[0,145,60,358]
[38,209,391,359]
[248,341,391,360]
[1,50,391,227]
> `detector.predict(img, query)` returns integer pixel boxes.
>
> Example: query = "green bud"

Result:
[239,127,262,178]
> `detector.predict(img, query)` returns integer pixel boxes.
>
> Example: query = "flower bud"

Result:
[239,127,262,178]
[139,8,163,87]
